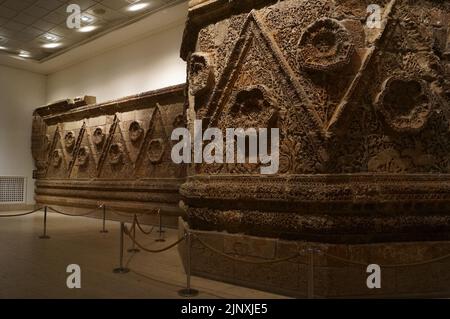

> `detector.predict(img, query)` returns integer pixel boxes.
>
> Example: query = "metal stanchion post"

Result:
[100,204,108,233]
[307,247,315,299]
[155,210,166,242]
[113,222,130,274]
[128,214,140,253]
[178,231,199,297]
[39,206,50,239]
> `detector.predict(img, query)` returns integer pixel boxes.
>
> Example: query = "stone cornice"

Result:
[181,0,278,60]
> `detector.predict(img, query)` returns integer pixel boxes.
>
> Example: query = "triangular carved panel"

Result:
[98,115,133,179]
[134,105,178,178]
[45,125,70,179]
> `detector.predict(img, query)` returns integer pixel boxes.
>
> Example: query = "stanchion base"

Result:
[39,235,50,239]
[155,238,166,242]
[178,288,199,297]
[100,230,109,233]
[113,267,130,274]
[127,248,140,253]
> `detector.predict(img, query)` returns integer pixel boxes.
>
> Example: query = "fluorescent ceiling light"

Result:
[42,43,62,49]
[18,50,31,58]
[81,14,94,23]
[78,25,97,33]
[127,2,149,11]
[44,33,59,42]
[0,46,6,50]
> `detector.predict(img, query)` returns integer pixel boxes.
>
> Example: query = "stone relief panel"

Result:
[180,0,450,242]
[185,0,450,176]
[32,85,186,215]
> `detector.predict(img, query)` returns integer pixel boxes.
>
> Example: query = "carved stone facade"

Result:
[180,0,450,243]
[32,85,186,219]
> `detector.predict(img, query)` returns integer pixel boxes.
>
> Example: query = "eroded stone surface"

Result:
[32,85,186,216]
[181,0,450,243]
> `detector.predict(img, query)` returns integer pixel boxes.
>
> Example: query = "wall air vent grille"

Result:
[0,177,26,203]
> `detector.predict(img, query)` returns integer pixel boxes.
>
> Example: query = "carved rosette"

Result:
[180,0,450,243]
[147,138,165,164]
[224,85,277,128]
[77,146,90,167]
[189,52,215,98]
[51,149,62,168]
[297,18,354,72]
[109,143,124,165]
[64,131,76,151]
[173,114,185,128]
[129,121,144,143]
[93,127,105,147]
[375,76,434,133]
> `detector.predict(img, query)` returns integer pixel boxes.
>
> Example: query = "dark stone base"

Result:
[179,218,450,298]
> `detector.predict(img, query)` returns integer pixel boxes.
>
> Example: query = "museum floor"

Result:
[0,211,284,299]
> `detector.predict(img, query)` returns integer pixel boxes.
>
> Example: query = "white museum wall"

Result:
[46,22,187,104]
[0,65,47,205]
[0,2,187,208]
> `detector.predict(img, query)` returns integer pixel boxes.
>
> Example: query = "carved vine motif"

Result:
[297,18,354,72]
[64,131,76,151]
[375,76,434,132]
[147,138,165,164]
[93,127,105,147]
[51,149,62,168]
[77,146,90,168]
[109,143,124,166]
[129,121,144,143]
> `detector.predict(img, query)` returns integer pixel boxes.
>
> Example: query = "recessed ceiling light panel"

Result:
[18,50,31,58]
[43,34,59,42]
[78,25,98,33]
[81,14,95,23]
[127,2,149,12]
[42,43,62,49]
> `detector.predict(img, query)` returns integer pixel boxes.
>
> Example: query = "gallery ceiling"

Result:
[0,0,185,62]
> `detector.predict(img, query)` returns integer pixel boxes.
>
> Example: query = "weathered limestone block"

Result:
[32,85,186,220]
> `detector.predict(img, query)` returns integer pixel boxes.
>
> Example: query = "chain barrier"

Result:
[0,206,44,218]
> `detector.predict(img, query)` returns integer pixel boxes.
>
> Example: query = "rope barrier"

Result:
[47,205,101,217]
[193,233,450,268]
[107,207,146,218]
[323,251,450,268]
[135,215,155,236]
[192,233,302,265]
[0,207,44,218]
[123,225,185,253]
